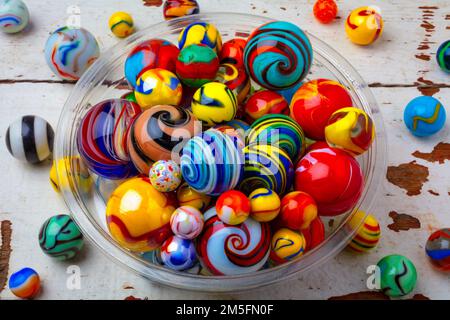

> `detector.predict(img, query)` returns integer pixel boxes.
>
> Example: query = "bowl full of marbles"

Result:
[54,13,386,292]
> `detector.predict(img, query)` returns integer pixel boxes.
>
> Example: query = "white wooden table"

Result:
[0,0,449,300]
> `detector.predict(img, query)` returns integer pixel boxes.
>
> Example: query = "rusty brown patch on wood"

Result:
[234,31,250,38]
[421,21,435,31]
[415,77,441,95]
[446,14,450,20]
[416,7,437,79]
[417,77,434,85]
[328,219,334,228]
[428,189,439,196]
[125,295,142,300]
[410,294,431,300]
[417,44,430,50]
[0,220,12,294]
[328,291,390,300]
[142,0,162,6]
[418,86,440,96]
[386,161,429,196]
[235,31,250,38]
[412,142,450,164]
[388,211,421,232]
[102,78,131,90]
[415,54,431,61]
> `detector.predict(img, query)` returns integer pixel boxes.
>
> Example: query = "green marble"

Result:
[437,40,450,73]
[39,214,84,260]
[377,254,417,297]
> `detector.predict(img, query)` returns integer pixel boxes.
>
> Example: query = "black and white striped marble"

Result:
[5,115,54,164]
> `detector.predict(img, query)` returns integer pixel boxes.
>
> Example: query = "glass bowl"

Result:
[54,12,387,292]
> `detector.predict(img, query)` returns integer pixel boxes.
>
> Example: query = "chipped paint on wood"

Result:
[388,211,421,232]
[143,0,163,7]
[428,189,439,196]
[0,220,12,294]
[410,294,431,300]
[386,161,429,196]
[328,291,390,300]
[124,295,146,300]
[412,142,450,164]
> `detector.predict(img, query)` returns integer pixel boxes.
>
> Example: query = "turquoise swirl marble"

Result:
[244,21,313,90]
[38,214,84,261]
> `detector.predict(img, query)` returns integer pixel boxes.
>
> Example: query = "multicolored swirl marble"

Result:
[425,228,450,272]
[106,177,177,252]
[77,99,141,179]
[214,63,250,104]
[246,114,306,162]
[8,267,40,299]
[345,6,383,45]
[134,68,183,109]
[44,26,100,81]
[170,206,204,239]
[0,0,29,33]
[191,82,238,127]
[163,0,200,20]
[290,78,353,140]
[239,144,294,196]
[124,39,179,88]
[196,207,271,275]
[244,90,289,121]
[347,210,381,253]
[178,21,222,53]
[176,44,219,87]
[270,228,306,265]
[220,38,247,69]
[325,107,375,156]
[244,21,313,90]
[128,105,199,174]
[160,235,198,271]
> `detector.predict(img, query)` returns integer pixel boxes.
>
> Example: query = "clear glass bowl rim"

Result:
[55,12,387,292]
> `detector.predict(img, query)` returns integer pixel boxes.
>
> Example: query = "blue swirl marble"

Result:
[181,129,244,196]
